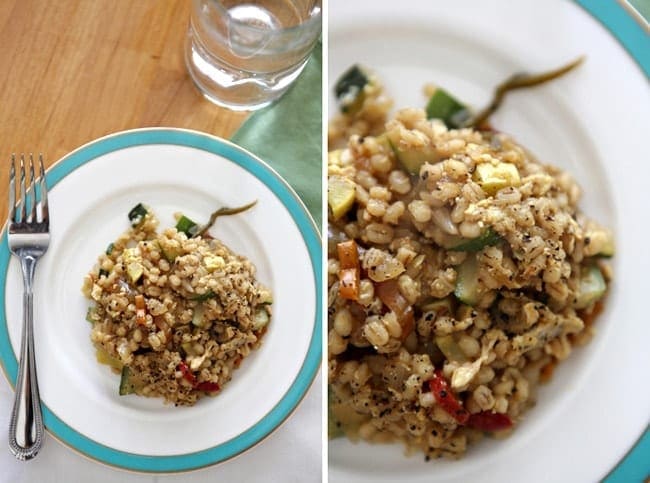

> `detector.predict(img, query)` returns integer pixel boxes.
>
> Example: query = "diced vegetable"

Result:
[252,308,270,330]
[106,242,114,255]
[428,370,469,424]
[386,128,440,175]
[473,162,521,195]
[420,297,454,316]
[128,203,148,227]
[191,304,206,328]
[181,342,195,356]
[98,269,109,278]
[467,411,513,432]
[335,64,369,114]
[190,290,216,302]
[425,88,471,128]
[123,248,144,283]
[95,346,123,371]
[258,289,273,305]
[178,360,197,385]
[337,240,359,269]
[435,335,468,363]
[451,228,501,252]
[328,386,344,438]
[175,215,199,237]
[599,238,615,258]
[328,175,356,220]
[159,239,181,262]
[85,306,96,324]
[329,390,369,435]
[178,360,219,392]
[195,381,220,392]
[338,268,360,301]
[203,255,225,272]
[376,280,415,339]
[119,366,136,395]
[337,240,360,301]
[575,265,606,309]
[454,255,480,306]
[134,294,147,325]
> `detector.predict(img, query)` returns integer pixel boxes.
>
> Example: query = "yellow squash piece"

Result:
[328,175,356,220]
[474,162,521,195]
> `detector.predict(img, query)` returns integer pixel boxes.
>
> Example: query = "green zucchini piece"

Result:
[386,129,440,175]
[128,203,148,227]
[328,386,344,439]
[119,366,135,395]
[106,243,115,255]
[575,265,606,309]
[252,308,270,331]
[335,65,369,114]
[451,228,501,252]
[86,306,96,324]
[435,335,469,363]
[426,88,471,128]
[192,304,207,328]
[420,297,454,316]
[190,290,216,302]
[454,255,480,306]
[175,215,199,237]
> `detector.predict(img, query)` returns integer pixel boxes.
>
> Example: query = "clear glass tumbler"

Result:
[185,0,322,111]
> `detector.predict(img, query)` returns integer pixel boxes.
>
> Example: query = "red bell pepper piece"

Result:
[195,381,220,392]
[467,411,513,431]
[178,361,196,385]
[179,361,220,392]
[428,370,469,424]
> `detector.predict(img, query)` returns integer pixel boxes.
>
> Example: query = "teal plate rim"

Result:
[0,128,322,473]
[574,1,649,481]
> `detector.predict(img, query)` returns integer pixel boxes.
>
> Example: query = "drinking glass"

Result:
[185,0,322,111]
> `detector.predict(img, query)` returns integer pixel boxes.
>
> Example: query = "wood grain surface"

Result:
[0,0,249,220]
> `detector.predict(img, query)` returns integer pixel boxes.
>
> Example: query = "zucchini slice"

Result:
[451,228,501,252]
[386,129,439,175]
[119,366,136,395]
[454,255,480,306]
[128,203,148,227]
[335,65,369,114]
[175,215,199,237]
[575,265,606,309]
[425,88,471,128]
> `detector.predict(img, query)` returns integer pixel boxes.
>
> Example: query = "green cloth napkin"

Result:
[231,41,322,229]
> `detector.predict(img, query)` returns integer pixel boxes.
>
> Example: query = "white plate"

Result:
[328,1,650,482]
[0,128,321,472]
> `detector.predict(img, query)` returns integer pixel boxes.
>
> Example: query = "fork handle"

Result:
[8,259,44,460]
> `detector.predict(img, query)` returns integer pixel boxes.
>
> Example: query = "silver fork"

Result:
[7,154,49,460]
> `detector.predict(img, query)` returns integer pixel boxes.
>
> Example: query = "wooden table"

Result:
[0,0,249,219]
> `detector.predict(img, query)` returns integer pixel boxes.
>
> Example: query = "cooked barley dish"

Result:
[82,203,272,406]
[328,66,613,458]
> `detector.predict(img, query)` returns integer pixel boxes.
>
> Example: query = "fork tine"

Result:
[18,155,26,223]
[38,154,48,225]
[8,154,16,223]
[27,154,36,223]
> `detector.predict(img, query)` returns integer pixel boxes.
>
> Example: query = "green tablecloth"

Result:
[231,42,322,230]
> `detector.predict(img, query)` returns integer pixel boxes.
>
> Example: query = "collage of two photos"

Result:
[0,1,648,482]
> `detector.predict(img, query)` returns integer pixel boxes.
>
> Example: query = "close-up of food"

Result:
[327,65,614,459]
[82,202,272,406]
